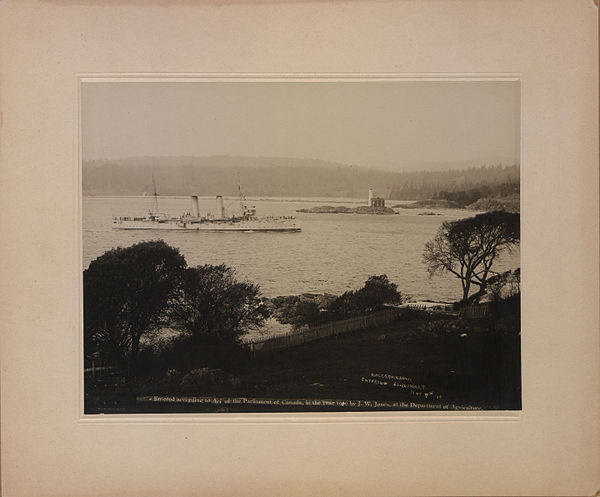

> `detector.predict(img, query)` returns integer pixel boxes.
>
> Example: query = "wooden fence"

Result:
[463,302,494,319]
[84,361,124,378]
[248,308,401,356]
[406,302,456,312]
[463,297,520,319]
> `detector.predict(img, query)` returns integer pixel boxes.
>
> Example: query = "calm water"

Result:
[83,195,520,302]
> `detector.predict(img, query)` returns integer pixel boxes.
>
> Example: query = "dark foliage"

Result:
[423,211,520,303]
[135,335,253,376]
[84,244,269,376]
[328,275,403,320]
[437,181,520,207]
[389,165,520,201]
[272,276,403,329]
[169,264,269,346]
[486,268,520,302]
[84,240,186,371]
[276,300,327,328]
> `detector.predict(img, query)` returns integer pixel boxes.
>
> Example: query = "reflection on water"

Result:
[83,195,520,302]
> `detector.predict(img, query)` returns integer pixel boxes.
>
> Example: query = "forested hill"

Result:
[388,166,520,200]
[82,156,519,199]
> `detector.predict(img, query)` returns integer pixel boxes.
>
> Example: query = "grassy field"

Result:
[86,309,521,413]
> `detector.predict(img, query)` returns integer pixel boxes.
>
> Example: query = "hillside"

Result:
[83,156,398,198]
[389,165,520,200]
[83,156,519,199]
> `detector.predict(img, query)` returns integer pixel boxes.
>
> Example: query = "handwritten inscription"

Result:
[370,372,412,381]
[360,372,442,400]
[361,372,425,390]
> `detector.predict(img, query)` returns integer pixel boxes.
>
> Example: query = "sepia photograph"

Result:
[82,78,521,414]
[2,0,598,495]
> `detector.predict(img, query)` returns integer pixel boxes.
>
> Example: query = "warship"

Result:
[112,188,301,233]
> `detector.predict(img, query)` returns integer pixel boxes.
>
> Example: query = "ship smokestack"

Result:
[191,195,200,217]
[216,195,225,219]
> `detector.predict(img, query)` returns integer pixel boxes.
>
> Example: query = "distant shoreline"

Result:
[395,196,520,213]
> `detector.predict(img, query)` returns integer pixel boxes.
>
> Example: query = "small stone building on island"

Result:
[295,189,395,214]
[368,188,386,208]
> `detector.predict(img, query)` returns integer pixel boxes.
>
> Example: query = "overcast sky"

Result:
[82,80,520,171]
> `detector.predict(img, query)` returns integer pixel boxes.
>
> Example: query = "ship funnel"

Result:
[191,195,200,217]
[216,195,225,219]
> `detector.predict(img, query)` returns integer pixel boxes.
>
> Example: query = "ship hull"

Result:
[112,193,301,232]
[112,221,301,232]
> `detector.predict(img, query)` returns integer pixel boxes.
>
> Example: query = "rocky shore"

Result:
[296,205,397,215]
[394,194,520,213]
[393,199,461,209]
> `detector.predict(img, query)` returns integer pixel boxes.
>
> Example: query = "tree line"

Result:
[389,165,519,201]
[83,157,518,200]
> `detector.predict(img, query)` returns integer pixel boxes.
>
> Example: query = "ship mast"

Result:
[151,172,159,214]
[238,183,248,216]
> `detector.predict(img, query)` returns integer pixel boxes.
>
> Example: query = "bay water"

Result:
[83,195,520,303]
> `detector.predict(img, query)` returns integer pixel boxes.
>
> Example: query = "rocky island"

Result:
[393,199,461,209]
[297,188,396,215]
[296,205,396,215]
